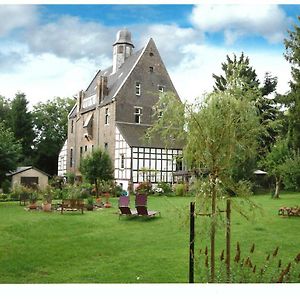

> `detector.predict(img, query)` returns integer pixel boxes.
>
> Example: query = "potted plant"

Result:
[42,186,53,212]
[101,181,112,208]
[86,197,94,211]
[28,189,39,210]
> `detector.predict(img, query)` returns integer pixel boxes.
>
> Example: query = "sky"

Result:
[0,3,299,107]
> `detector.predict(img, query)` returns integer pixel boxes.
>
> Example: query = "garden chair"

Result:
[135,194,147,206]
[118,196,137,219]
[135,194,161,218]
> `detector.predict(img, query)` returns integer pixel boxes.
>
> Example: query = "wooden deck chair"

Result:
[135,194,161,218]
[118,196,137,219]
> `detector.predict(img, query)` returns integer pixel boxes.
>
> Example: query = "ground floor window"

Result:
[21,177,39,188]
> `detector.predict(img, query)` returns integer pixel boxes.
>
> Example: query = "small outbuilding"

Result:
[7,166,49,190]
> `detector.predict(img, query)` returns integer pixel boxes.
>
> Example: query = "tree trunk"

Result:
[210,175,217,283]
[95,179,99,198]
[274,176,281,199]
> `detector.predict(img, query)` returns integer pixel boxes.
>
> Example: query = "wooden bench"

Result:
[61,200,85,214]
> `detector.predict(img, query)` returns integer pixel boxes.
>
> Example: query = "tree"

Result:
[213,53,281,161]
[0,122,22,183]
[79,148,114,198]
[32,97,75,175]
[284,16,300,150]
[262,138,290,198]
[9,92,34,164]
[146,90,260,282]
[281,150,300,191]
[0,95,11,124]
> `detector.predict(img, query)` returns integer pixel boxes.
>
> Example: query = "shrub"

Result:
[136,181,152,195]
[157,182,173,195]
[66,172,76,185]
[174,183,187,196]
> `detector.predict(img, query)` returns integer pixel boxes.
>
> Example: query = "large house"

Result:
[64,29,183,190]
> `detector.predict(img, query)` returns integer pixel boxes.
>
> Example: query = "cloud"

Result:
[0,5,38,37]
[169,44,291,102]
[0,51,101,106]
[190,4,292,44]
[24,15,116,64]
[134,23,201,67]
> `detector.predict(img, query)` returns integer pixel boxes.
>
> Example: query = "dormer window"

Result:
[134,107,142,124]
[135,82,141,96]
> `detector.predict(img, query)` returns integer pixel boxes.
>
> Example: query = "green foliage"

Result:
[9,92,34,163]
[174,183,187,196]
[66,172,76,185]
[284,16,300,150]
[213,53,260,94]
[0,95,11,124]
[0,122,22,183]
[281,150,300,191]
[135,181,152,195]
[262,138,290,178]
[79,148,114,197]
[1,179,11,194]
[156,182,173,195]
[32,97,75,175]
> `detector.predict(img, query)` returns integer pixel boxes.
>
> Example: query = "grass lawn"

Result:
[0,193,300,283]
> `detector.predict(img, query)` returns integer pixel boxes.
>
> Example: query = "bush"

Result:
[66,172,76,185]
[174,183,187,196]
[1,179,11,194]
[157,182,173,195]
[136,181,152,195]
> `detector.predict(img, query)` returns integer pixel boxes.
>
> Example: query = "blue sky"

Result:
[0,4,299,105]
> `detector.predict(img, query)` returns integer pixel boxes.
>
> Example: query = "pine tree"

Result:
[9,92,34,164]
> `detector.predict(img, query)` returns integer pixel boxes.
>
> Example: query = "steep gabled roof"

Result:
[84,47,144,107]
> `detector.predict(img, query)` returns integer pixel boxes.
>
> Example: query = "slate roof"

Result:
[68,46,144,119]
[84,47,144,106]
[116,122,183,149]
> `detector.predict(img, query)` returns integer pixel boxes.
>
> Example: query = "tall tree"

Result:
[147,90,260,282]
[9,92,34,164]
[0,95,11,124]
[79,148,114,198]
[213,53,280,160]
[32,97,75,175]
[0,122,22,183]
[284,16,300,151]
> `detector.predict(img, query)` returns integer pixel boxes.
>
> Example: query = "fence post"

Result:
[189,201,195,283]
[226,198,231,282]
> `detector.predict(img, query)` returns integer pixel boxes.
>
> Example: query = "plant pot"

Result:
[104,201,111,208]
[86,204,94,211]
[43,203,52,212]
[28,203,38,210]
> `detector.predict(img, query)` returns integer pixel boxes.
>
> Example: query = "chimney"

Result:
[97,76,108,103]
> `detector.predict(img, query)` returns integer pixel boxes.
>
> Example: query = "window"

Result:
[105,108,109,125]
[118,45,124,53]
[134,107,142,124]
[71,120,74,133]
[135,82,141,96]
[80,147,83,158]
[92,145,94,152]
[149,66,153,72]
[85,145,88,152]
[104,143,108,150]
[120,154,125,169]
[158,85,164,93]
[70,149,73,168]
[149,52,154,57]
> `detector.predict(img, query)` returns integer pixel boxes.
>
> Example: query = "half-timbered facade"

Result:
[65,29,183,190]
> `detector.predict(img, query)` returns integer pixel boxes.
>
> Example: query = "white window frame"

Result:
[158,85,165,93]
[135,82,141,96]
[134,107,142,124]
